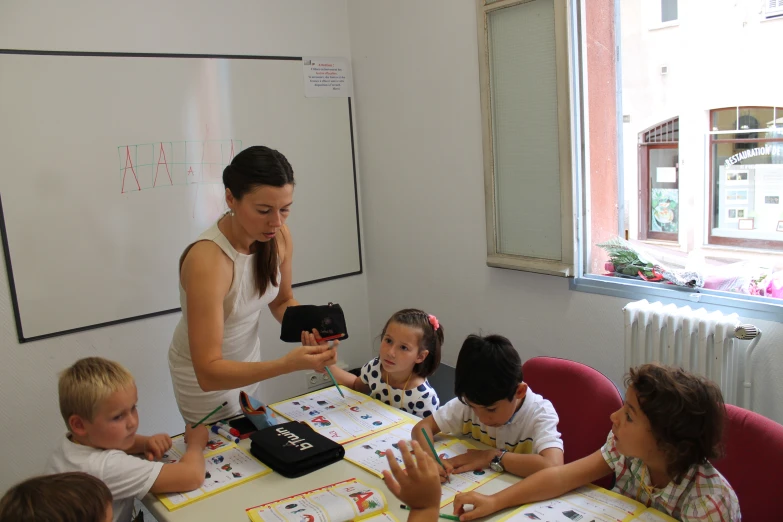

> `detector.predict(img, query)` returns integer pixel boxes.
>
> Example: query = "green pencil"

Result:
[191,401,228,428]
[421,428,450,483]
[324,366,345,398]
[400,505,460,521]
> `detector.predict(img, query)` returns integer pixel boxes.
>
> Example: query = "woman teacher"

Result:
[168,146,338,423]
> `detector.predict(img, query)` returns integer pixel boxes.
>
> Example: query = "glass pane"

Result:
[585,1,783,302]
[738,107,774,132]
[488,0,561,260]
[712,136,783,241]
[711,108,737,131]
[661,0,678,22]
[649,149,679,234]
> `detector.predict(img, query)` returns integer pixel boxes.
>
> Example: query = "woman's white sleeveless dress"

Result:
[168,220,279,423]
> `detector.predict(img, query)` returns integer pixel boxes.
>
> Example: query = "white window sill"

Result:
[570,274,783,322]
[636,240,783,269]
[761,14,783,23]
[649,20,679,31]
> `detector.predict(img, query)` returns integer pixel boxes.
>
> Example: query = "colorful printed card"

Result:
[343,424,501,507]
[435,440,501,506]
[246,478,400,522]
[498,485,677,522]
[269,387,407,444]
[156,434,272,510]
[342,424,416,477]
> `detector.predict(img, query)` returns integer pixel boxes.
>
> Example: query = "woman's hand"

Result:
[283,342,339,372]
[301,328,322,346]
[301,329,338,373]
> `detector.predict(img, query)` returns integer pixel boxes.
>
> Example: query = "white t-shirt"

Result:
[432,388,563,454]
[45,435,164,522]
[360,357,439,418]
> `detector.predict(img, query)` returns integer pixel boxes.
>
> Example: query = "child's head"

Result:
[58,357,139,451]
[0,472,113,522]
[379,309,444,379]
[610,363,725,482]
[454,334,526,427]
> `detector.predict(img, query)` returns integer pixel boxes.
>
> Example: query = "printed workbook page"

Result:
[344,426,501,507]
[246,478,398,522]
[498,485,677,522]
[270,387,407,444]
[160,433,233,462]
[343,424,416,476]
[156,434,272,510]
[435,440,501,506]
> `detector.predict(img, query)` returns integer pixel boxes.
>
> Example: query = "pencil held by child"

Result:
[421,428,451,483]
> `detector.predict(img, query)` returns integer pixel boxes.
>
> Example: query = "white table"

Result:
[143,409,522,522]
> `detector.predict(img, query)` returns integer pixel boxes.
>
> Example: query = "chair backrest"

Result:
[522,356,622,488]
[712,404,783,522]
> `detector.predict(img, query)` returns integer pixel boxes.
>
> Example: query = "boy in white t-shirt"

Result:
[413,334,563,480]
[45,357,209,522]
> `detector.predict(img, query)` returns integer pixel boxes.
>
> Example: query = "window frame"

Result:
[476,0,576,277]
[569,2,783,322]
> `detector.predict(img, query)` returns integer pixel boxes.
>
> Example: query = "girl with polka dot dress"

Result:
[319,308,444,418]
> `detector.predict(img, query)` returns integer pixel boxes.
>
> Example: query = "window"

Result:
[477,0,783,318]
[570,2,783,319]
[709,107,783,249]
[475,0,575,276]
[639,118,679,242]
[661,0,678,23]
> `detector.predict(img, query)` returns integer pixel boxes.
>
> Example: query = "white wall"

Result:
[0,0,371,493]
[346,0,783,423]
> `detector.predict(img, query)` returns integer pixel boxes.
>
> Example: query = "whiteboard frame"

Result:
[0,50,363,343]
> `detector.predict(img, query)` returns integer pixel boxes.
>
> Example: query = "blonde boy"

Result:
[45,357,209,522]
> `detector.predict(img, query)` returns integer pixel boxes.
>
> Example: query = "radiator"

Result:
[623,300,761,410]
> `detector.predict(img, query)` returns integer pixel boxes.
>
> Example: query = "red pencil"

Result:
[317,333,343,343]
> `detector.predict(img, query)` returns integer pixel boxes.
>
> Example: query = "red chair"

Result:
[522,356,623,488]
[712,404,783,522]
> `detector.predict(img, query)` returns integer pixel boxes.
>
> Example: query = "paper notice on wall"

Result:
[656,167,677,183]
[303,57,353,97]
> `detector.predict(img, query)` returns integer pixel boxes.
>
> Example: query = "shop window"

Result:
[709,107,783,249]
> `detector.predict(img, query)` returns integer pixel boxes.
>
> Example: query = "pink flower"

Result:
[766,272,783,299]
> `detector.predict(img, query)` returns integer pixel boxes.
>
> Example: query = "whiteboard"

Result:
[0,51,362,342]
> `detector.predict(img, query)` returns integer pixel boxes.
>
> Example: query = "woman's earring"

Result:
[229,209,235,217]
